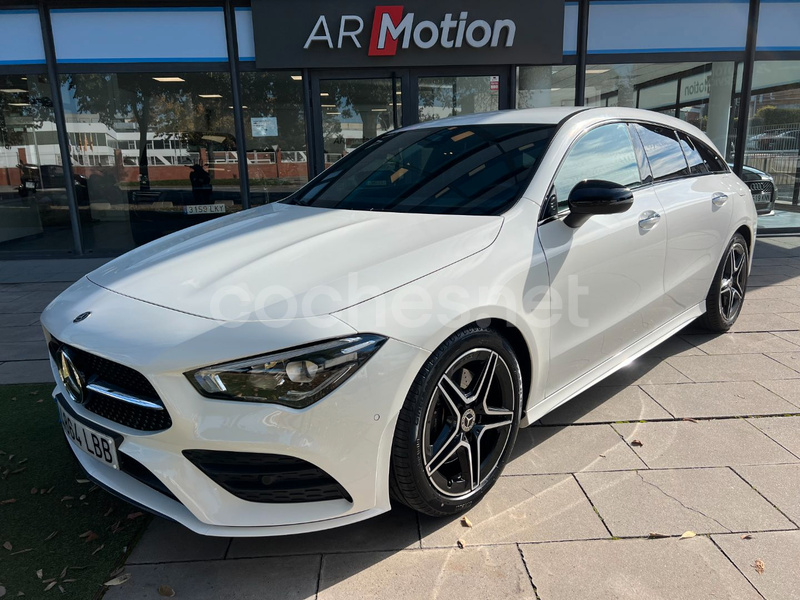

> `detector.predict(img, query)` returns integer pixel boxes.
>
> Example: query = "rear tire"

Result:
[699,232,749,332]
[389,327,522,516]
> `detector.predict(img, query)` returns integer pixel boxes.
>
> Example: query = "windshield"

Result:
[285,124,556,215]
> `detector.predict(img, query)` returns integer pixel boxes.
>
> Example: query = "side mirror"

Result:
[564,179,634,228]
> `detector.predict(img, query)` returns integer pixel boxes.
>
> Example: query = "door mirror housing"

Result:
[564,179,634,228]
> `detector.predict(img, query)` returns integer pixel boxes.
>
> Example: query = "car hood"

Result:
[87,203,503,321]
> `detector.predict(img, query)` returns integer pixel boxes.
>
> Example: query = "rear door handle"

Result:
[712,192,728,206]
[638,211,661,230]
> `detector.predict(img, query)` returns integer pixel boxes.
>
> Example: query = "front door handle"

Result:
[712,192,728,206]
[638,211,661,230]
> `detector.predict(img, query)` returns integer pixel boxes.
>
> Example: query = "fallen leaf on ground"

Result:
[30,488,37,495]
[10,549,31,556]
[44,532,57,541]
[75,479,89,484]
[60,497,73,502]
[17,459,27,465]
[41,579,54,585]
[158,585,176,597]
[91,545,104,556]
[679,531,696,540]
[460,516,473,528]
[62,579,76,583]
[104,507,113,517]
[79,531,99,543]
[108,567,124,579]
[741,534,753,540]
[36,570,42,580]
[754,559,765,574]
[456,539,466,549]
[57,587,64,594]
[2,542,11,551]
[0,585,6,598]
[59,567,67,579]
[103,573,130,587]
[127,512,143,520]
[648,532,670,539]
[631,439,643,447]
[0,499,15,505]
[43,582,56,592]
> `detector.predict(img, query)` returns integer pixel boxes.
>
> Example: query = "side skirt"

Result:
[522,301,705,426]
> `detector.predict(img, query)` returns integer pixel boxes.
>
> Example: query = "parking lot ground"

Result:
[1,237,798,599]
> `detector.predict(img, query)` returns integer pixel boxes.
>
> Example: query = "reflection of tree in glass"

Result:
[320,79,395,155]
[63,73,234,190]
[0,75,54,151]
[240,73,306,154]
[418,77,493,122]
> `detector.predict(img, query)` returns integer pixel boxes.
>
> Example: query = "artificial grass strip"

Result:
[0,384,149,599]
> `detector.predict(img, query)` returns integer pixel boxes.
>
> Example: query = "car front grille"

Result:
[747,180,774,203]
[183,450,352,504]
[48,337,172,432]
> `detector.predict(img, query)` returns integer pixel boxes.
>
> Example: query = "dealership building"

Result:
[1,0,799,257]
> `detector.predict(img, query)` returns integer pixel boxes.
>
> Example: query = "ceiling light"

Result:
[291,75,302,81]
[550,87,561,91]
[320,92,330,97]
[586,69,609,74]
[395,91,401,95]
[9,103,30,107]
[0,88,27,93]
[326,112,340,115]
[199,94,222,98]
[21,77,27,80]
[371,108,387,112]
[321,104,336,108]
[152,77,185,82]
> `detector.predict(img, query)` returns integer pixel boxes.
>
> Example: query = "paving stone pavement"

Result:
[2,238,800,600]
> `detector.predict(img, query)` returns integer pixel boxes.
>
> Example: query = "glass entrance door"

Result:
[308,68,510,176]
[416,74,502,122]
[312,75,402,170]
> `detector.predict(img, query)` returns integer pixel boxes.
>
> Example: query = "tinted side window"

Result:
[692,137,728,173]
[634,124,689,181]
[678,133,710,175]
[553,123,641,211]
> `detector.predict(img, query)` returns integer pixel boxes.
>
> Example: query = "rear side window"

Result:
[633,124,689,182]
[692,137,728,173]
[678,133,710,175]
[552,123,642,211]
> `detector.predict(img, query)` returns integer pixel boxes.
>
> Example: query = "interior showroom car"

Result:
[42,106,756,536]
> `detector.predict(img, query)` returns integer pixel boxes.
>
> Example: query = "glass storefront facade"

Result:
[1,0,799,257]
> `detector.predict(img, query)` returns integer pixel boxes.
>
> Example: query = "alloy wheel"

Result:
[719,241,747,322]
[421,348,516,498]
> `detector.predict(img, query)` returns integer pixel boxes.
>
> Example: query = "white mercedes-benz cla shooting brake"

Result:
[42,107,756,536]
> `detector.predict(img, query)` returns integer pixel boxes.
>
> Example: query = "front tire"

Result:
[389,327,522,516]
[699,232,749,332]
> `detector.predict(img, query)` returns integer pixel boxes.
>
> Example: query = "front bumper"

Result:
[43,278,429,536]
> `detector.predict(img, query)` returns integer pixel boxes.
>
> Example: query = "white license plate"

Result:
[184,204,226,215]
[58,404,119,469]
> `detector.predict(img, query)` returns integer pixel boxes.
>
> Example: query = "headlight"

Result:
[186,335,387,408]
